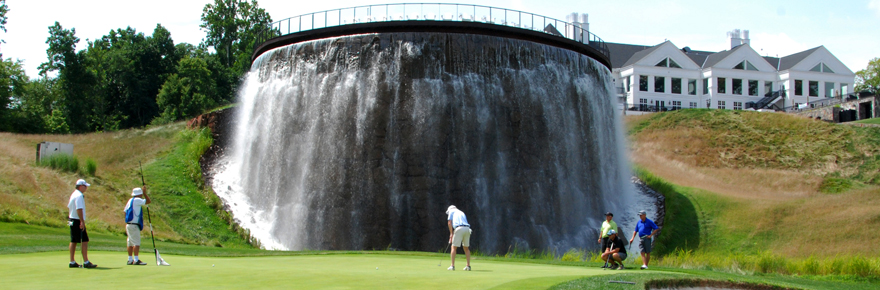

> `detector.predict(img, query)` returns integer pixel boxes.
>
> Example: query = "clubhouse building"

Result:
[607,30,855,111]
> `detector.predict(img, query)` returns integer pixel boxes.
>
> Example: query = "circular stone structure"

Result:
[212,4,637,253]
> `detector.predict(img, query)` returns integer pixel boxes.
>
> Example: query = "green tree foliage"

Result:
[855,57,880,95]
[0,0,8,43]
[200,0,272,77]
[156,57,217,123]
[38,22,94,133]
[0,58,28,131]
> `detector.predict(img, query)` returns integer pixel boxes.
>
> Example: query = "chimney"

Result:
[742,30,750,46]
[727,29,742,49]
[566,12,590,44]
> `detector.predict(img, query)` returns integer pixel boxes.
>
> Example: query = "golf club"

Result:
[439,242,450,266]
[603,241,613,270]
[140,162,170,266]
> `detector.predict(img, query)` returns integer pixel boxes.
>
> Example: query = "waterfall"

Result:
[211,32,637,252]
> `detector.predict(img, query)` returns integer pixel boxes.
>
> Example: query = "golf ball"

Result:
[212,264,215,267]
[376,267,379,270]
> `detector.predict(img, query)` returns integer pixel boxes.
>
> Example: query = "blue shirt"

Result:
[634,218,658,237]
[448,210,469,228]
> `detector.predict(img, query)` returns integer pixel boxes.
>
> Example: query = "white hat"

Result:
[446,205,457,215]
[75,179,91,187]
[132,188,143,196]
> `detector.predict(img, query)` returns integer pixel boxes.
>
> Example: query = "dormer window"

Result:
[810,63,835,73]
[733,60,759,71]
[655,57,681,68]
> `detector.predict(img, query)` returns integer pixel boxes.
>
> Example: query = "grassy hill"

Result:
[627,109,880,277]
[0,123,252,248]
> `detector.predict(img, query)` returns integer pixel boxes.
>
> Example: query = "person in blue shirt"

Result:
[446,205,472,271]
[629,210,659,269]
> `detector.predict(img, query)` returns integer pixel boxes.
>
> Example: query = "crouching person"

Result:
[124,186,151,265]
[601,230,627,270]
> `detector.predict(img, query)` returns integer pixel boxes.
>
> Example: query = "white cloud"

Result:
[870,0,880,16]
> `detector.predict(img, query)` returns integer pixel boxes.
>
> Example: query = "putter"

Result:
[603,242,614,270]
[440,242,450,266]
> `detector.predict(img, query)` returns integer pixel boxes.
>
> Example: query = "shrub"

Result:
[84,158,97,176]
[38,153,79,173]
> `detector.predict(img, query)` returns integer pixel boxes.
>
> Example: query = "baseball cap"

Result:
[132,188,143,196]
[638,210,647,215]
[605,212,613,216]
[607,230,617,235]
[446,205,457,215]
[75,179,91,187]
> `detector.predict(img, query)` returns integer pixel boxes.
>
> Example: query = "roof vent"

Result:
[682,46,691,53]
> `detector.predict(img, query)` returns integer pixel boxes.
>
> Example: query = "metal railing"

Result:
[253,3,608,60]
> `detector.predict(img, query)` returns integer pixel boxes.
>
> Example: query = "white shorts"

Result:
[126,224,141,246]
[452,226,472,247]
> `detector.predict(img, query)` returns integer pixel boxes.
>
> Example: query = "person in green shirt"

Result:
[598,212,618,268]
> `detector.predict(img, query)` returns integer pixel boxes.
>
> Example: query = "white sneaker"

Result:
[640,265,648,270]
[447,266,454,271]
[464,266,471,271]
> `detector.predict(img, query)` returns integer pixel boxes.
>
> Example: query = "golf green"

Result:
[1,251,623,289]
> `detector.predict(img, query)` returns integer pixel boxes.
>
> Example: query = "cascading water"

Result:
[211,32,639,252]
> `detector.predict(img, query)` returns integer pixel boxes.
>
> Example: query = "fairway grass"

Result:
[1,251,619,289]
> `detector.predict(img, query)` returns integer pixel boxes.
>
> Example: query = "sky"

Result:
[2,0,879,78]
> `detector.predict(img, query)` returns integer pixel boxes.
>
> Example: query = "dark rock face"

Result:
[211,32,636,253]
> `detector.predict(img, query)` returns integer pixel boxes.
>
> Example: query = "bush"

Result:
[84,158,97,176]
[38,153,79,173]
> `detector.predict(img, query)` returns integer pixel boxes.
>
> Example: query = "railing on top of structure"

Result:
[253,3,609,61]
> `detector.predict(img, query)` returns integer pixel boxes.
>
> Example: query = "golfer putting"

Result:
[446,205,472,271]
[123,186,151,265]
[600,230,627,270]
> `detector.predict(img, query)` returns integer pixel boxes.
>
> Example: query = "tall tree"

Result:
[156,57,217,122]
[0,0,8,44]
[200,0,272,76]
[0,57,27,131]
[38,22,95,133]
[855,58,880,95]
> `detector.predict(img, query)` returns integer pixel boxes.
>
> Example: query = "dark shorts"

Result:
[639,236,652,253]
[69,219,89,243]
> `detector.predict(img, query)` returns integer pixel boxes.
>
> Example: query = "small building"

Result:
[36,142,74,162]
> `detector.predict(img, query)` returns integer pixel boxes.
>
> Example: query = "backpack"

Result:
[124,198,144,231]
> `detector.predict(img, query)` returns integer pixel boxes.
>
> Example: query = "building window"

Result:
[626,76,631,92]
[672,101,682,110]
[764,81,773,96]
[689,102,697,108]
[639,98,648,111]
[748,80,758,96]
[733,101,743,110]
[688,79,697,95]
[809,81,819,97]
[672,78,682,94]
[795,80,803,96]
[703,78,709,95]
[717,77,726,94]
[639,75,648,91]
[655,57,681,68]
[810,63,835,73]
[825,82,835,97]
[732,78,742,95]
[841,83,849,94]
[733,60,759,71]
[718,100,726,109]
[655,76,665,93]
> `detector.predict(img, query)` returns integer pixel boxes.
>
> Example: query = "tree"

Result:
[0,0,8,44]
[38,22,95,133]
[855,58,880,95]
[156,57,217,123]
[0,57,27,131]
[200,0,272,76]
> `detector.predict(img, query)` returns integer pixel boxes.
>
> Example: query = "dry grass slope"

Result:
[627,109,880,259]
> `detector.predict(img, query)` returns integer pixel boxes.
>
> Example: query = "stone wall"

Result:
[793,96,877,123]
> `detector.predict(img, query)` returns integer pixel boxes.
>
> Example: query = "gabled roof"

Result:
[701,44,750,68]
[763,56,780,70]
[605,42,656,68]
[683,48,715,68]
[778,46,821,71]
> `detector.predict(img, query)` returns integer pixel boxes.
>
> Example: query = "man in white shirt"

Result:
[124,186,151,265]
[68,179,97,268]
[446,205,472,271]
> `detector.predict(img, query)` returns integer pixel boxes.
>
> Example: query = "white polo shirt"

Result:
[68,189,86,220]
[448,210,470,228]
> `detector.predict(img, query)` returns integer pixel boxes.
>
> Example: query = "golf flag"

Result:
[156,249,170,266]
